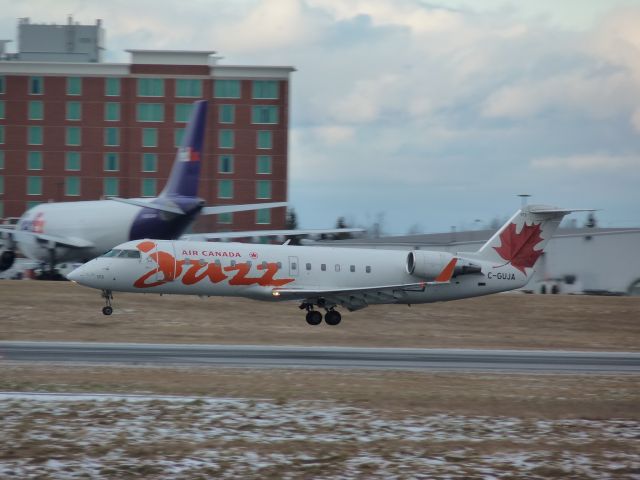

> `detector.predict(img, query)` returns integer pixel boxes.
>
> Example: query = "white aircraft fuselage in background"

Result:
[69,205,592,325]
[15,199,195,264]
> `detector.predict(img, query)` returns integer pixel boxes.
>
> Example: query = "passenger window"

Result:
[261,261,268,269]
[350,265,355,273]
[321,264,326,271]
[277,262,282,269]
[366,266,371,273]
[230,260,236,266]
[215,259,221,266]
[291,262,297,270]
[199,259,206,266]
[306,263,311,271]
[335,264,340,272]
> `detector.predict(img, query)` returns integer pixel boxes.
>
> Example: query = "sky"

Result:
[1,0,639,233]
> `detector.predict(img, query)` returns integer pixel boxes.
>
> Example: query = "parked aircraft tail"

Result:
[472,205,594,274]
[160,100,208,199]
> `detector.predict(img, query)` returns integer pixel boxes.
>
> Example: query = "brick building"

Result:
[0,19,293,232]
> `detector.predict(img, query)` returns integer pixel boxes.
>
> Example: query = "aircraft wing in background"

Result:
[0,227,94,249]
[107,197,184,215]
[182,227,364,241]
[200,202,288,215]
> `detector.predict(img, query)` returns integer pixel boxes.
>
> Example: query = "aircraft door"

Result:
[141,241,177,284]
[288,256,299,277]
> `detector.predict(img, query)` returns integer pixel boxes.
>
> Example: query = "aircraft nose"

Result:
[66,264,87,283]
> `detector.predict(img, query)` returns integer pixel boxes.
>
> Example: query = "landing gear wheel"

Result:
[324,310,342,326]
[101,289,113,315]
[305,310,322,326]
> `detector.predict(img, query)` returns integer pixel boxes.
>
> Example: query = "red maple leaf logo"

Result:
[493,222,544,274]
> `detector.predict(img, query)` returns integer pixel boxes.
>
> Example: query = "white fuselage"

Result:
[16,200,160,263]
[70,239,528,306]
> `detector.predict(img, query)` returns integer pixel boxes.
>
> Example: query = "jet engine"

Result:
[406,251,456,280]
[406,250,483,280]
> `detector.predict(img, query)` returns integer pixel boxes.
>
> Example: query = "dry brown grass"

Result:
[2,282,639,478]
[1,363,639,419]
[1,280,639,350]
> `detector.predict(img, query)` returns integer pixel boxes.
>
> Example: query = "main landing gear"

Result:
[101,290,113,316]
[301,303,342,326]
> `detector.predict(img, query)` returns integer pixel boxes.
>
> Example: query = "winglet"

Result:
[434,258,458,283]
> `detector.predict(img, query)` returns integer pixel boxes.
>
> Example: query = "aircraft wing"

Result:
[270,280,450,311]
[109,199,289,216]
[182,227,364,241]
[270,258,457,311]
[200,202,288,215]
[0,227,94,249]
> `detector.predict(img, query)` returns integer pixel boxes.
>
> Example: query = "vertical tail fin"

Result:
[475,205,593,274]
[160,100,208,198]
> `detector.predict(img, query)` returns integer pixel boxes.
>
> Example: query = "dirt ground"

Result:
[1,280,638,350]
[2,281,639,477]
[1,364,638,419]
[1,365,639,478]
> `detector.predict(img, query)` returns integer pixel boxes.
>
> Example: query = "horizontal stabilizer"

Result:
[183,227,364,241]
[108,197,184,215]
[200,202,288,215]
[528,207,596,215]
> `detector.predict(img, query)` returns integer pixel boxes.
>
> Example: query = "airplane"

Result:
[67,204,592,324]
[0,100,343,279]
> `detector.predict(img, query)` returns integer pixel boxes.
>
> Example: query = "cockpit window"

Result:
[102,249,122,257]
[117,250,141,259]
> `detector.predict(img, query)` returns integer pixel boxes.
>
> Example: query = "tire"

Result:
[0,250,16,272]
[325,310,342,326]
[305,310,322,326]
[102,306,113,316]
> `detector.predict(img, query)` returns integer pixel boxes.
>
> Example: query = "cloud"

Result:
[309,126,355,145]
[530,154,640,171]
[632,109,640,133]
[1,0,639,231]
[308,0,464,34]
[482,70,637,120]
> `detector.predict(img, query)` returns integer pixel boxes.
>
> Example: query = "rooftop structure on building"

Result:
[2,16,106,63]
[0,17,294,232]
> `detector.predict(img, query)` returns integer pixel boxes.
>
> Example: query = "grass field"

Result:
[1,281,639,478]
[1,280,639,350]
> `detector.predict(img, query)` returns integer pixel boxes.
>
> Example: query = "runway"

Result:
[1,341,639,373]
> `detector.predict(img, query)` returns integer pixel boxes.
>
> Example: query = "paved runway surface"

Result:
[1,341,639,373]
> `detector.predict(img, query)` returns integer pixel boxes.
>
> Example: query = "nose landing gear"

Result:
[101,290,113,316]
